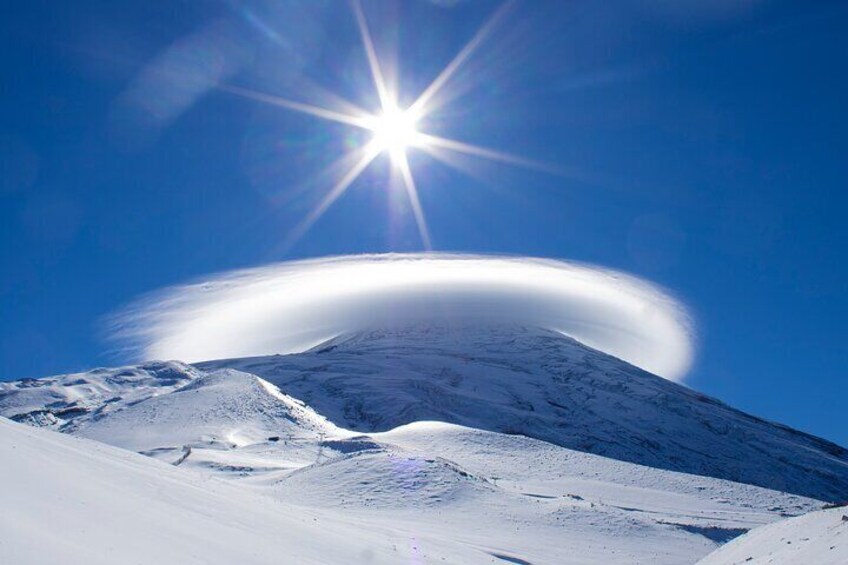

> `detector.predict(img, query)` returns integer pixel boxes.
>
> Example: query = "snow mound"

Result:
[697,505,848,564]
[277,447,491,509]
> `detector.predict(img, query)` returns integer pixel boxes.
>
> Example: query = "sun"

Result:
[222,1,541,251]
[369,106,420,158]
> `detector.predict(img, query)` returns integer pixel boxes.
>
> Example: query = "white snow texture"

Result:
[2,323,845,564]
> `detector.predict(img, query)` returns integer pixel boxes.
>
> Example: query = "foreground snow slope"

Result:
[0,417,491,565]
[202,324,848,501]
[4,414,813,564]
[4,414,806,565]
[265,421,818,565]
[697,505,847,564]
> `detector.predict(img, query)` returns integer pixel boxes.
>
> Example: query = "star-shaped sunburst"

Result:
[225,0,540,249]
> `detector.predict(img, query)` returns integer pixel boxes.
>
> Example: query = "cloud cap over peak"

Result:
[108,254,695,381]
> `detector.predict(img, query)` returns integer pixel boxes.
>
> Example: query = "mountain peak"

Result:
[309,322,585,356]
[3,322,847,501]
[202,324,848,501]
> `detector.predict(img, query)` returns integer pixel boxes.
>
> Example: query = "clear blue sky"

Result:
[1,1,846,444]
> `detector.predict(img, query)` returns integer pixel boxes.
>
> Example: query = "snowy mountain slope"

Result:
[272,447,721,565]
[3,323,846,502]
[697,505,848,564]
[0,416,495,565]
[370,421,815,524]
[70,369,338,452]
[0,361,201,429]
[201,323,848,501]
[0,319,840,564]
[0,364,346,472]
[1,413,790,565]
[264,421,821,565]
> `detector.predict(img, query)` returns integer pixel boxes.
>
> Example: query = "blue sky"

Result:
[1,0,846,444]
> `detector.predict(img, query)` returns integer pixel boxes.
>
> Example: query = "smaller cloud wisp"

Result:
[108,254,695,381]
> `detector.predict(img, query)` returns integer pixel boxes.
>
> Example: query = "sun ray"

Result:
[351,0,392,111]
[284,141,382,248]
[416,142,494,182]
[291,78,375,121]
[220,84,372,129]
[417,133,556,174]
[408,1,514,118]
[420,133,626,191]
[394,152,432,250]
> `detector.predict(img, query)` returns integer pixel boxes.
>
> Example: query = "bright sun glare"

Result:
[223,1,543,251]
[369,107,419,157]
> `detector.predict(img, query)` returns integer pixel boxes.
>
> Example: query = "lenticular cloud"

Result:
[108,254,695,381]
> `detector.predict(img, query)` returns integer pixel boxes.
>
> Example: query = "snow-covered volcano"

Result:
[198,323,848,502]
[2,323,846,564]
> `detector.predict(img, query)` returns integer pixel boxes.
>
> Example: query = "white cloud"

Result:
[108,254,695,381]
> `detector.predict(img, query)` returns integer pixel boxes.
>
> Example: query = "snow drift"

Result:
[697,505,848,564]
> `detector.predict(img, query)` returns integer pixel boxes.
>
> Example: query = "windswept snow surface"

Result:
[697,505,848,564]
[0,415,819,565]
[0,417,487,565]
[267,421,819,564]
